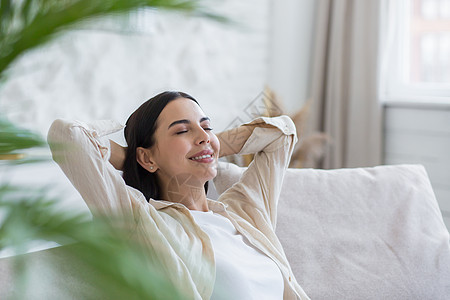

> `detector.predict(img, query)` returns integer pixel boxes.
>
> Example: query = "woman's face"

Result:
[149,97,220,187]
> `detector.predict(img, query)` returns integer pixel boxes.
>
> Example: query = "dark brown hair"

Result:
[122,91,208,201]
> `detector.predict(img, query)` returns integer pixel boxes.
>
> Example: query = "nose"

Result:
[195,127,210,145]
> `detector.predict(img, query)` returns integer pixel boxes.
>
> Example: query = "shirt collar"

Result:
[148,199,181,210]
[148,198,227,212]
[207,199,228,212]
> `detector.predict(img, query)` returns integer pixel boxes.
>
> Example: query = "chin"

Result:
[207,169,218,181]
[197,163,218,182]
[202,167,218,182]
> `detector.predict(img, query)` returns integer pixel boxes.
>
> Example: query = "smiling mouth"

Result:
[189,153,214,162]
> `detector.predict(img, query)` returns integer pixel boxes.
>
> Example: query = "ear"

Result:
[136,147,158,173]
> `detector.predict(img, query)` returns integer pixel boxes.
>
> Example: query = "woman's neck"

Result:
[159,175,209,211]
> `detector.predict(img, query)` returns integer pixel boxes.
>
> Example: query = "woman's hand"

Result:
[109,140,127,170]
[216,122,274,157]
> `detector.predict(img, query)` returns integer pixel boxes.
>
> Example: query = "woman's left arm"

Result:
[215,115,298,229]
[216,122,274,157]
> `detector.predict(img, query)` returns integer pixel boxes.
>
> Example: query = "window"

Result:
[411,0,450,83]
[380,0,450,103]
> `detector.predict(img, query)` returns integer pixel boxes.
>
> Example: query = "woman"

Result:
[48,91,310,300]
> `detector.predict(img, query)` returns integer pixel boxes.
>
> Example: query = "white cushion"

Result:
[214,162,450,299]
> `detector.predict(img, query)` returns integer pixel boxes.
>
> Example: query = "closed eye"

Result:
[176,128,212,135]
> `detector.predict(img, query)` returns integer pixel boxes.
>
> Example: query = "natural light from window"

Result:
[410,0,450,84]
[381,0,450,103]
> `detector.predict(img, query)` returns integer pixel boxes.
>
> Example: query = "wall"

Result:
[384,102,450,229]
[267,0,316,113]
[0,1,271,141]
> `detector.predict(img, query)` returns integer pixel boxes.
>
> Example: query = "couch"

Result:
[1,162,450,299]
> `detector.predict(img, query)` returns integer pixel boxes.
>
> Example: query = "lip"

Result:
[188,149,215,163]
[189,149,214,159]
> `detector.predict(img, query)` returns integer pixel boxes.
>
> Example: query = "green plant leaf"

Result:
[0,117,46,155]
[0,184,183,299]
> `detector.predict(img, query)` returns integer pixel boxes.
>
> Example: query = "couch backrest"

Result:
[213,162,450,299]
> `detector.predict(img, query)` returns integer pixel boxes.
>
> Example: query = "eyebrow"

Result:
[168,117,210,129]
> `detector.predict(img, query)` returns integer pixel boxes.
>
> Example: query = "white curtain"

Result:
[307,0,383,169]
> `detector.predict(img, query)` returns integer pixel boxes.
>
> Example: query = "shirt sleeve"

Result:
[47,119,138,220]
[216,115,298,229]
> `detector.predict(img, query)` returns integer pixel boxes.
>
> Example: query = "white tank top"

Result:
[190,210,284,300]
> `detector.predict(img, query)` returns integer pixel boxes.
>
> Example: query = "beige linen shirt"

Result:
[48,115,310,300]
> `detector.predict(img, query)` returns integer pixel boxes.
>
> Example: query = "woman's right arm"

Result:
[47,119,136,219]
[109,140,126,171]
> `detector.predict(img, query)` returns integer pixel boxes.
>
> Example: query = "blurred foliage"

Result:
[0,118,45,156]
[0,185,182,299]
[0,0,224,298]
